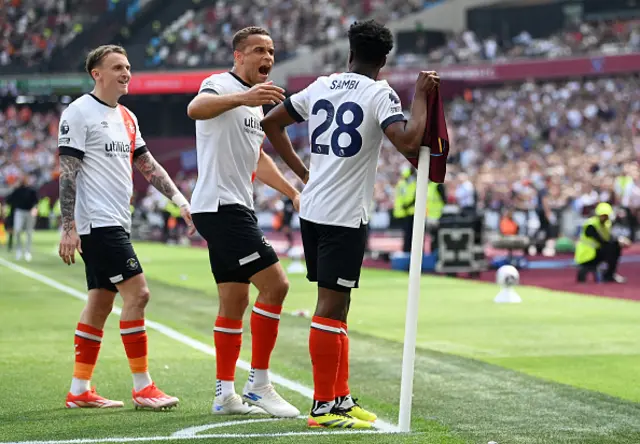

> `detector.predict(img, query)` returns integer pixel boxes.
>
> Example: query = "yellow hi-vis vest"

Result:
[426,182,444,220]
[616,175,633,191]
[575,216,611,264]
[165,201,182,218]
[38,197,51,217]
[393,179,416,218]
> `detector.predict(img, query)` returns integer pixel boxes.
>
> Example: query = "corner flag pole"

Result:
[398,145,431,433]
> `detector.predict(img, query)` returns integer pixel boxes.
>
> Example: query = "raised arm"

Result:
[383,71,439,157]
[187,81,286,120]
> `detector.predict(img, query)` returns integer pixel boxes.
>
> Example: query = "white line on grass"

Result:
[5,430,386,444]
[0,257,398,435]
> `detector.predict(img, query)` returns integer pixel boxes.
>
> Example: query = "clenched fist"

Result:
[415,71,440,94]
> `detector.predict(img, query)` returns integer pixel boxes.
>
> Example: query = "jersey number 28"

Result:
[310,100,363,158]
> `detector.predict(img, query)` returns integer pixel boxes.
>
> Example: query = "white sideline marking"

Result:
[0,257,398,435]
[4,417,393,444]
[4,430,386,444]
[171,417,292,437]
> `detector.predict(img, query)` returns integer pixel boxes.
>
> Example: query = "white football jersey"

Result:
[57,94,146,235]
[286,72,406,228]
[190,72,265,213]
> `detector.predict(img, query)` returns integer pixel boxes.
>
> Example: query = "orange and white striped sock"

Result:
[335,323,350,399]
[309,316,342,406]
[120,319,152,391]
[249,302,282,387]
[70,323,103,395]
[214,316,243,399]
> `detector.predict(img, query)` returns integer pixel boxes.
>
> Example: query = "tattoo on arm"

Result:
[134,151,180,200]
[59,156,82,235]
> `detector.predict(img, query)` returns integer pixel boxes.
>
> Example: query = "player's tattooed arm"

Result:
[59,155,82,236]
[133,151,180,200]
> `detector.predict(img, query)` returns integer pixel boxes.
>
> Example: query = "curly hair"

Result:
[347,20,394,65]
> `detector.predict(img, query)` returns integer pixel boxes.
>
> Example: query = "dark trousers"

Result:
[623,207,637,242]
[402,215,414,253]
[578,241,622,281]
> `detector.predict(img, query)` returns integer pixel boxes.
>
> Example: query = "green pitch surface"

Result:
[2,231,640,444]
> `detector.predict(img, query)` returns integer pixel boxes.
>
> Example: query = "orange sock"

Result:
[309,316,342,402]
[250,302,282,370]
[73,323,103,380]
[214,317,243,381]
[335,323,350,398]
[120,319,148,374]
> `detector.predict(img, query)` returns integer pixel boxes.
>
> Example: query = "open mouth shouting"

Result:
[258,64,271,81]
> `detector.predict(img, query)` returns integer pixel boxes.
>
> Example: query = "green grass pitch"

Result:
[1,231,640,443]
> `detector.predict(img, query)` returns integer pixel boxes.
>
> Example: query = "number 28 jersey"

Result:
[284,72,406,228]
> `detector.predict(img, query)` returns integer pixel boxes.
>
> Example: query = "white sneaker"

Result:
[24,252,32,262]
[15,250,22,261]
[211,393,267,415]
[242,382,300,418]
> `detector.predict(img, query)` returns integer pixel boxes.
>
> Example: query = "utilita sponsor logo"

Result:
[105,141,131,158]
[244,116,263,131]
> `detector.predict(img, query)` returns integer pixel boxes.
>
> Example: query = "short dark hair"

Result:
[85,45,127,77]
[232,26,271,51]
[348,20,393,65]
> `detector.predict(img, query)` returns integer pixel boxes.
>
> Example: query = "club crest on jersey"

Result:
[125,120,135,135]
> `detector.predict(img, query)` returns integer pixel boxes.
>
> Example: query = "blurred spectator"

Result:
[145,0,427,69]
[319,19,640,72]
[254,76,640,225]
[0,103,61,187]
[0,0,102,69]
[2,75,639,245]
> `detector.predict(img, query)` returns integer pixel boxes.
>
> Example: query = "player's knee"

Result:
[218,291,249,318]
[315,287,350,320]
[264,278,289,305]
[86,300,113,320]
[275,278,290,299]
[132,286,151,308]
[96,299,115,318]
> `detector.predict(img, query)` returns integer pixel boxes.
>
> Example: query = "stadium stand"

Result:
[2,71,638,240]
[316,19,640,72]
[0,102,60,188]
[1,0,639,247]
[143,0,429,69]
[0,0,108,71]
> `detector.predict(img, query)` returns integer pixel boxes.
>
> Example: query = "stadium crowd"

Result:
[3,74,640,235]
[0,103,60,188]
[317,19,640,72]
[144,0,426,69]
[0,0,99,69]
[250,76,640,223]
